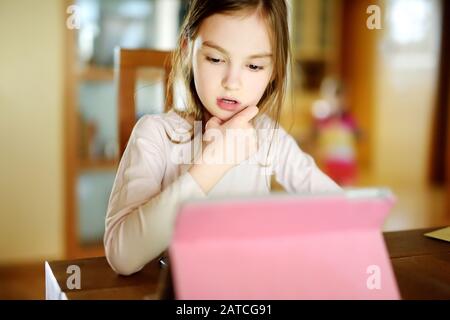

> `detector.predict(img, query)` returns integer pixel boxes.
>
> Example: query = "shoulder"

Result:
[132,109,193,143]
[254,112,291,146]
[254,112,289,135]
[254,112,276,130]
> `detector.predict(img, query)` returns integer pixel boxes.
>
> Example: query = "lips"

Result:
[216,97,242,111]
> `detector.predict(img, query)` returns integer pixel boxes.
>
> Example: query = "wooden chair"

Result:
[114,48,173,156]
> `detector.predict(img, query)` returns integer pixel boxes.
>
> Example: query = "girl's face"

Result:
[191,10,274,122]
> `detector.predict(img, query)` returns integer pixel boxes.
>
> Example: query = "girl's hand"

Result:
[201,106,259,168]
[188,106,259,194]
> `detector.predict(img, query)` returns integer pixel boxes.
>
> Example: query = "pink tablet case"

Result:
[169,192,400,299]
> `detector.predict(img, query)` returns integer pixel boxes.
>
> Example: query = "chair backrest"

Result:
[114,47,173,156]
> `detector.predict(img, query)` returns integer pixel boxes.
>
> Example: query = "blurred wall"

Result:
[341,0,442,187]
[0,0,64,263]
[373,0,442,187]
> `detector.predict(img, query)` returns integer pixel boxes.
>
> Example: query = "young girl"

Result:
[104,0,341,276]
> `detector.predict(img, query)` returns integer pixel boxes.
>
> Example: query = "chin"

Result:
[206,104,242,122]
[206,107,230,121]
[217,110,236,122]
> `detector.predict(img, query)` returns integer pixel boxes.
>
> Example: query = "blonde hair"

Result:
[167,0,294,185]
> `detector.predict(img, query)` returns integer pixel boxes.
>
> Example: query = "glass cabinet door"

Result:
[68,0,187,255]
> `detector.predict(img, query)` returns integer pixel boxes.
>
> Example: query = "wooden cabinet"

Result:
[63,0,186,258]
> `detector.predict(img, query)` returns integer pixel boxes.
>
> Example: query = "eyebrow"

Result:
[201,41,272,59]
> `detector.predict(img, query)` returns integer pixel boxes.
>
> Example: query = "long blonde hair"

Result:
[168,0,292,127]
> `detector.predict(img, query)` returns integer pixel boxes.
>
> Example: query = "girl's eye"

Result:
[248,64,264,71]
[206,56,223,64]
[206,56,264,71]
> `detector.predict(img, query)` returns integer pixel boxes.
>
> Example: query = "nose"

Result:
[221,64,241,91]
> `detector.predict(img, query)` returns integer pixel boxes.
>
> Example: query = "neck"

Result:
[201,109,213,134]
[183,108,213,134]
[203,109,212,124]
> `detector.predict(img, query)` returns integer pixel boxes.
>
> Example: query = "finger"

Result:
[227,106,259,125]
[205,116,223,130]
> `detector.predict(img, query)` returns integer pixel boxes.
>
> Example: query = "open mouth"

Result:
[217,97,242,111]
[221,98,238,104]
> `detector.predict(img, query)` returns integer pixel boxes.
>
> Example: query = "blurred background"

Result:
[0,0,449,299]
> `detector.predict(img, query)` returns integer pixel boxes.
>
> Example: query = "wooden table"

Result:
[45,227,450,300]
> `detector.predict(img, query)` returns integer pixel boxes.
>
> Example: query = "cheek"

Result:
[193,62,219,95]
[245,72,272,99]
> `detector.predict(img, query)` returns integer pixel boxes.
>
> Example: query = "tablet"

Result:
[169,189,400,299]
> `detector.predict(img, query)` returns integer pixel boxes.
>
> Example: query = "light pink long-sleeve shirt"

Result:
[104,109,341,275]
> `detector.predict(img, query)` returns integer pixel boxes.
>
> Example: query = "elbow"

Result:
[108,258,138,276]
[104,234,143,276]
[103,208,169,276]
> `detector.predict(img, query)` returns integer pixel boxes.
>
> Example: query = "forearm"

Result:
[104,172,206,275]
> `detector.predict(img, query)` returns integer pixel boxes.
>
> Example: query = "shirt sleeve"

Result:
[104,116,206,276]
[271,124,343,194]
